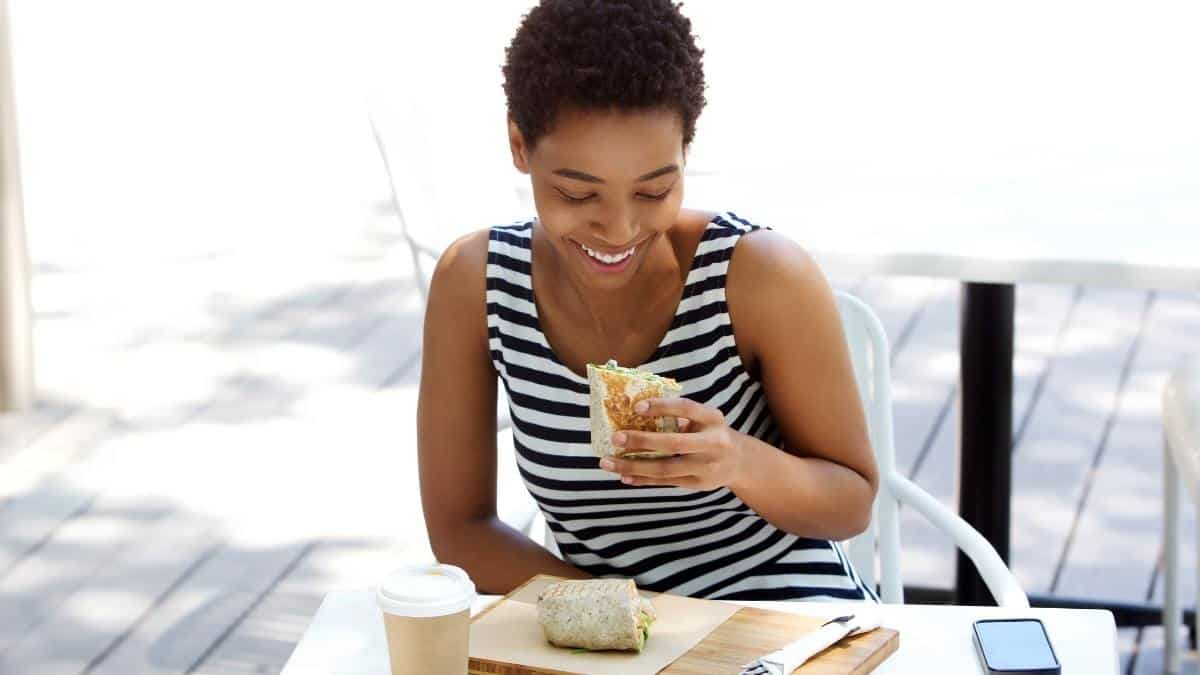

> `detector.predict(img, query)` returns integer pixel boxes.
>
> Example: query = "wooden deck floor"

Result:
[1,231,1198,674]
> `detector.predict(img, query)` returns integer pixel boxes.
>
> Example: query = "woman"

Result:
[417,0,878,601]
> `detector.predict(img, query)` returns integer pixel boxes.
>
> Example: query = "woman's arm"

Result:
[721,229,879,540]
[417,230,588,593]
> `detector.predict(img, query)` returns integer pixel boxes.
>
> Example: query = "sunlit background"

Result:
[2,1,1199,673]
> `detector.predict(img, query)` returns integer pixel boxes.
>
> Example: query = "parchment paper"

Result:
[470,577,740,675]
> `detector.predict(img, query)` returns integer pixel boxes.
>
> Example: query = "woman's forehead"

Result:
[533,107,685,175]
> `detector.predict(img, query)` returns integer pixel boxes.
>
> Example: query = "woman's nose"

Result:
[589,203,638,245]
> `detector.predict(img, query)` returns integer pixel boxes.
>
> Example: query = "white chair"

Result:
[366,96,531,304]
[1163,357,1200,674]
[835,291,1027,606]
[368,108,521,435]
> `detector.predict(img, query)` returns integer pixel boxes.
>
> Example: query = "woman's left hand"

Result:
[598,398,749,491]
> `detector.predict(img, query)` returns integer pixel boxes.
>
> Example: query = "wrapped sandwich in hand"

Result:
[588,359,682,460]
[537,579,656,652]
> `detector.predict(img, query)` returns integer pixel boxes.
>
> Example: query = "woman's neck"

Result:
[535,227,686,341]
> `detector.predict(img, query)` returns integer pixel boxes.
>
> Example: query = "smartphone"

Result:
[972,619,1061,674]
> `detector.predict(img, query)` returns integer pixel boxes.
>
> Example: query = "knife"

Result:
[739,612,879,675]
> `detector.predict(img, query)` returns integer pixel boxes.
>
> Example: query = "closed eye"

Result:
[554,186,674,204]
[555,187,595,203]
[637,188,673,201]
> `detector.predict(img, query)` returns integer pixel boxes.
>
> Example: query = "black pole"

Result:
[956,282,1015,605]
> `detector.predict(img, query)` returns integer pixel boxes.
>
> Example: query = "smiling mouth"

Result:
[573,240,639,265]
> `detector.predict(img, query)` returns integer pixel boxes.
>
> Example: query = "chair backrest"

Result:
[835,290,905,603]
[367,93,527,264]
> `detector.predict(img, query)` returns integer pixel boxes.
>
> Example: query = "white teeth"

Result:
[580,242,635,264]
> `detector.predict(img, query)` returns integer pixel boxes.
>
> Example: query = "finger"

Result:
[633,397,723,426]
[613,430,704,455]
[621,475,704,490]
[607,455,699,480]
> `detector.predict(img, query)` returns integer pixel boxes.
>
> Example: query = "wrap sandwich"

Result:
[536,578,656,652]
[588,359,682,460]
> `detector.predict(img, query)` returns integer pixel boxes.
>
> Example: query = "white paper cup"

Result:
[376,564,475,675]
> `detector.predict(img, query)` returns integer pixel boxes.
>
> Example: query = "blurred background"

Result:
[2,1,1199,673]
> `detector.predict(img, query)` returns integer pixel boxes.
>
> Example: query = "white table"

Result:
[280,590,1118,675]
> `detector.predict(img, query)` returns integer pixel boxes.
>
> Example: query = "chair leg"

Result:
[1165,438,1182,674]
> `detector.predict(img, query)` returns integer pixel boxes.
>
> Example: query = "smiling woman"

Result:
[417,0,880,602]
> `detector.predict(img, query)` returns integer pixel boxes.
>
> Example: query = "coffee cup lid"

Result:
[376,564,476,617]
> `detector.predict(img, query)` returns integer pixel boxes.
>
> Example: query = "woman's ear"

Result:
[508,119,530,174]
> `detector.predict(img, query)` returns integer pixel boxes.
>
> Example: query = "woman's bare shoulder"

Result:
[430,228,492,296]
[725,226,838,365]
[727,227,826,303]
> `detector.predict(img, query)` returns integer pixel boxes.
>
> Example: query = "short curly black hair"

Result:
[502,0,707,151]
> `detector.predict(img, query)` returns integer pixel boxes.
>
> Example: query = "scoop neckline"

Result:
[524,211,729,382]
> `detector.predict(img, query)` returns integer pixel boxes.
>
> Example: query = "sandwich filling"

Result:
[588,360,683,459]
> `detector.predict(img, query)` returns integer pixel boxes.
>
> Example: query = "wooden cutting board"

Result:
[469,576,899,675]
[660,606,898,675]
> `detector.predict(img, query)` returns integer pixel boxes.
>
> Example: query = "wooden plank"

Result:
[0,274,399,582]
[1054,291,1200,603]
[0,276,357,575]
[85,538,312,675]
[189,541,405,675]
[73,288,422,674]
[662,607,897,675]
[0,476,94,581]
[0,270,418,670]
[0,513,221,675]
[182,308,429,675]
[1004,288,1149,595]
[896,283,1078,590]
[854,276,946,366]
[0,408,118,509]
[856,277,961,475]
[0,500,167,656]
[0,399,76,463]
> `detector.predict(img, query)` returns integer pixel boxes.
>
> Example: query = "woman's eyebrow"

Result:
[552,164,679,184]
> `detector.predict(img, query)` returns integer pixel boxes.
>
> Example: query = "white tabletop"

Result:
[281,590,1118,675]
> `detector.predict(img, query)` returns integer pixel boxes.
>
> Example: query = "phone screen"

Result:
[975,620,1058,670]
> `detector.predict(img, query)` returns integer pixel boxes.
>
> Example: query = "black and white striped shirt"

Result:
[486,212,875,601]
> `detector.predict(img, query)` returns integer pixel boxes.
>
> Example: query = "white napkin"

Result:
[740,609,881,675]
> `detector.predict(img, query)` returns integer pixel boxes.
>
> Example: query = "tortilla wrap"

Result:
[536,579,655,652]
[588,360,682,460]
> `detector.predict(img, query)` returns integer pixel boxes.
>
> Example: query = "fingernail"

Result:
[612,432,627,447]
[599,458,615,471]
[621,475,633,484]
[634,400,650,414]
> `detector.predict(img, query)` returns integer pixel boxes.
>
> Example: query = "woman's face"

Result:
[509,107,686,290]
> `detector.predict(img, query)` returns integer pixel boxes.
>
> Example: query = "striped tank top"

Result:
[486,212,875,601]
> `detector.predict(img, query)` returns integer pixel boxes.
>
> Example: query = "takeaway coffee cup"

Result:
[376,563,476,675]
